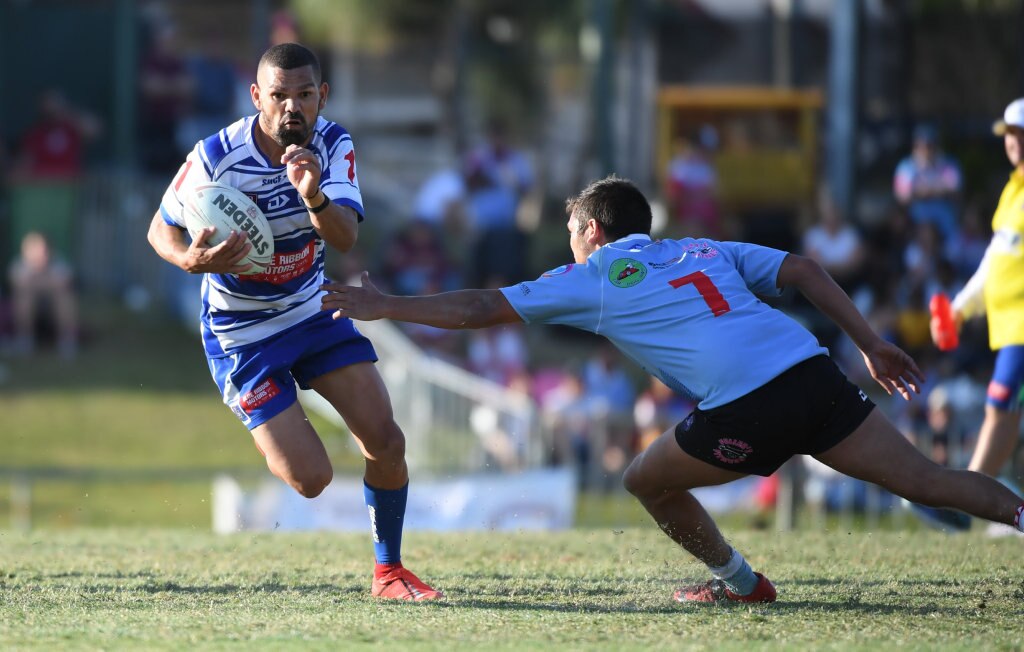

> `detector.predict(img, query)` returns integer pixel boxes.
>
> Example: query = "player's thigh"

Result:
[812,407,939,494]
[251,400,332,480]
[624,425,747,497]
[307,362,400,447]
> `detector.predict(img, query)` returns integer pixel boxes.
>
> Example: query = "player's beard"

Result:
[271,113,313,147]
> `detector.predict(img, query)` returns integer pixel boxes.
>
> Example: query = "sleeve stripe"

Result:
[327,133,352,159]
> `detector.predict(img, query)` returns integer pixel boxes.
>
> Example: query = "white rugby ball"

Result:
[183,182,275,275]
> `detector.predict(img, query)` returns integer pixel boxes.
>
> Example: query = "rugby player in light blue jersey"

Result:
[147,43,440,601]
[322,176,1024,604]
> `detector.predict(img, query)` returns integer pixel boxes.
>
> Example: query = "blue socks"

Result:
[363,481,408,565]
[709,548,758,596]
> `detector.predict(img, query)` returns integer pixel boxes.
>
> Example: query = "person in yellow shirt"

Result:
[925,98,1024,532]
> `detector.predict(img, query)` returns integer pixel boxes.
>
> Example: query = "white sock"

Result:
[708,548,758,596]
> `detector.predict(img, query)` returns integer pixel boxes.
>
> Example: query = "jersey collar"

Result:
[611,233,652,245]
[588,233,652,260]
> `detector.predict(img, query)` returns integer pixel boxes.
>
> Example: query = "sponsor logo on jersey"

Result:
[265,194,289,211]
[517,283,532,295]
[542,263,575,277]
[248,241,316,285]
[713,438,753,464]
[240,378,281,412]
[609,258,647,288]
[651,258,684,269]
[683,242,719,259]
[262,174,285,186]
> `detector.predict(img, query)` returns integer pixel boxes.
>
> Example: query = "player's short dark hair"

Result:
[258,43,321,84]
[566,176,653,241]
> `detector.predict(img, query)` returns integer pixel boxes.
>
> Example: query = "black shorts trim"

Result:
[674,355,875,476]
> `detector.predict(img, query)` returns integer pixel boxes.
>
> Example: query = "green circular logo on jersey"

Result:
[608,258,647,288]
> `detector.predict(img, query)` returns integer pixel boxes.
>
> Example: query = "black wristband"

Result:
[306,191,331,214]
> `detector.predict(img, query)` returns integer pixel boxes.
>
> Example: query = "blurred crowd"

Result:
[0,5,1012,508]
[0,6,274,359]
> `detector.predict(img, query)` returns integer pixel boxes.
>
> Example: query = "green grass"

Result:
[3,299,1022,649]
[1,528,1021,650]
[0,299,357,528]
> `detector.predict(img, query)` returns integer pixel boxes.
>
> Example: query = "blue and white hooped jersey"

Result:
[160,115,364,358]
[500,235,827,409]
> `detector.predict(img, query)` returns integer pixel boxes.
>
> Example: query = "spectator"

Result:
[902,222,945,287]
[893,124,962,245]
[582,343,637,415]
[894,279,932,358]
[802,187,865,293]
[10,89,99,266]
[13,89,100,181]
[176,35,243,155]
[413,165,467,229]
[138,23,192,175]
[464,118,535,286]
[582,344,637,489]
[380,220,460,298]
[634,377,694,452]
[466,325,527,388]
[947,198,991,280]
[8,231,78,358]
[665,127,720,238]
[917,386,972,468]
[412,166,470,267]
[541,371,595,485]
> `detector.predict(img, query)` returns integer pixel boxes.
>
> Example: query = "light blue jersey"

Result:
[500,235,827,409]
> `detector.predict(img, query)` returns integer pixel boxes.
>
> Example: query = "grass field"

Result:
[0,300,354,528]
[4,299,1023,649]
[2,527,1021,650]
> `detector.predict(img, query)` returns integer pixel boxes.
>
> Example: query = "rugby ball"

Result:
[183,182,274,275]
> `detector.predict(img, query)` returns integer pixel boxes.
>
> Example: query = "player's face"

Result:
[1004,127,1024,168]
[252,64,328,148]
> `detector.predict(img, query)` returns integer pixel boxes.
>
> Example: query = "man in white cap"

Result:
[925,98,1024,533]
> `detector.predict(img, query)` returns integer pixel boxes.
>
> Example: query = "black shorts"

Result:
[674,355,875,476]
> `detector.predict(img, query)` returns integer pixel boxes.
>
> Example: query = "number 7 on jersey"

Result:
[669,271,731,316]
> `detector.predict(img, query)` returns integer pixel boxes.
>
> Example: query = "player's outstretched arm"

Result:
[776,253,924,400]
[147,212,254,275]
[321,272,523,329]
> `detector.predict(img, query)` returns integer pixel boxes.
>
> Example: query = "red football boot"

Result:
[673,572,776,604]
[372,564,444,602]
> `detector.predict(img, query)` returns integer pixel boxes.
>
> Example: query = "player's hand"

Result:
[182,227,255,275]
[860,340,925,401]
[321,272,388,321]
[282,144,322,200]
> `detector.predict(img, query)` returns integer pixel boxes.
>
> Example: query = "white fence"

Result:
[300,319,553,474]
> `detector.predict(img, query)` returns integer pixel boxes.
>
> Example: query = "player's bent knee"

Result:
[622,456,649,497]
[292,466,334,498]
[268,460,333,498]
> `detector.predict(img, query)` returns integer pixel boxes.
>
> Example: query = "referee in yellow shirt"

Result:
[937,98,1024,530]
